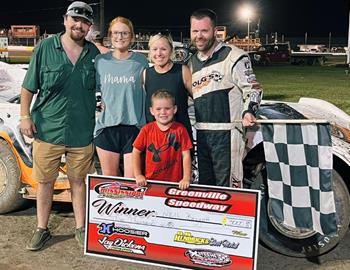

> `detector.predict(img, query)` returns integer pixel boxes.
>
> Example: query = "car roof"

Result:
[0,62,27,102]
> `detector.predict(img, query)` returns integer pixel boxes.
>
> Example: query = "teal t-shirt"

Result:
[94,51,148,135]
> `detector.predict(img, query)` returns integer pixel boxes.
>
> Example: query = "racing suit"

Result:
[189,42,262,187]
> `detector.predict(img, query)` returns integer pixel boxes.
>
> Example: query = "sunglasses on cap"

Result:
[68,7,93,20]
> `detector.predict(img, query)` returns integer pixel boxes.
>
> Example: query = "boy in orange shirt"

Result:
[132,89,193,190]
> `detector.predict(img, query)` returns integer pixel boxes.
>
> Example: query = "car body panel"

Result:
[260,98,350,167]
[0,62,70,192]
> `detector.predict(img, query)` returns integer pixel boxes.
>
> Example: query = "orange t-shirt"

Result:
[133,121,193,182]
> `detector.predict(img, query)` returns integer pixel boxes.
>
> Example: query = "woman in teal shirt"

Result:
[94,16,148,177]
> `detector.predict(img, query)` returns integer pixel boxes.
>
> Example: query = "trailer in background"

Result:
[290,51,347,66]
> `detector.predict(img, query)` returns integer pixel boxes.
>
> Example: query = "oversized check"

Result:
[86,175,261,270]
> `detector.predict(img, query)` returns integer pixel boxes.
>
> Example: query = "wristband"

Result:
[20,115,31,120]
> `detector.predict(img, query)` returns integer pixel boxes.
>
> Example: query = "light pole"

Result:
[247,17,250,39]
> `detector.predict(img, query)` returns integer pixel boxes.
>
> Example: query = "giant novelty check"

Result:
[86,175,261,270]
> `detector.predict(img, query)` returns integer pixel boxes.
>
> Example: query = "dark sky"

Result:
[0,0,349,39]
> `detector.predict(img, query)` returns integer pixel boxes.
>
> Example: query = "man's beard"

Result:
[70,28,86,42]
[195,36,216,54]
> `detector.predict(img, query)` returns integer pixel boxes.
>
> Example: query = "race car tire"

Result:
[251,167,350,257]
[0,139,27,214]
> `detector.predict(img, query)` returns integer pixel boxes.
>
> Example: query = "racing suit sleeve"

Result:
[232,56,263,117]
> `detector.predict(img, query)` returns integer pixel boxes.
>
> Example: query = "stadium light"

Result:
[239,4,254,39]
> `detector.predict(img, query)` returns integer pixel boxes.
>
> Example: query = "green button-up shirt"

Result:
[22,32,100,147]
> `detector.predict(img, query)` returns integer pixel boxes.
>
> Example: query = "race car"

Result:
[0,61,349,258]
[243,98,350,257]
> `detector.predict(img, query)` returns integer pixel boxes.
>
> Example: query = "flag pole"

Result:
[194,119,329,130]
[227,119,329,124]
[254,119,329,124]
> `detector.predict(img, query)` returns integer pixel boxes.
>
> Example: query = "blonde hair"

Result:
[108,16,135,44]
[151,89,175,106]
[148,34,174,62]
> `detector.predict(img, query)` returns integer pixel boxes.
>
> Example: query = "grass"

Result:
[254,65,350,115]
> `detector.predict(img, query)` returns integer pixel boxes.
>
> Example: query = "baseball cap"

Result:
[66,1,94,24]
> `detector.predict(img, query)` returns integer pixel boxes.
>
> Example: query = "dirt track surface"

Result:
[1,202,349,270]
[0,203,160,270]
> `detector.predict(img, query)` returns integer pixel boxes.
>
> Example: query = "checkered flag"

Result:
[261,122,337,236]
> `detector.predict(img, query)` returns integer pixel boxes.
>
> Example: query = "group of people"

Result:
[19,1,262,251]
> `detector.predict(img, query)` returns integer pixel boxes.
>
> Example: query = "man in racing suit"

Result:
[189,8,263,187]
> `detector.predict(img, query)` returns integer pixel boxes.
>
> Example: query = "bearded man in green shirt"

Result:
[19,1,100,251]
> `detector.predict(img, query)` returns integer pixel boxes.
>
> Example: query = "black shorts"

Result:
[94,125,139,154]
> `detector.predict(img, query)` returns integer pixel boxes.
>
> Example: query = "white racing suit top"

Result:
[189,42,263,187]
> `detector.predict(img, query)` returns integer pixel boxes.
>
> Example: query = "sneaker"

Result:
[26,228,51,251]
[75,227,85,247]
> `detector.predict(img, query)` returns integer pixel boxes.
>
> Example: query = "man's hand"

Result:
[242,112,257,127]
[20,118,37,138]
[178,178,190,190]
[135,175,147,186]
